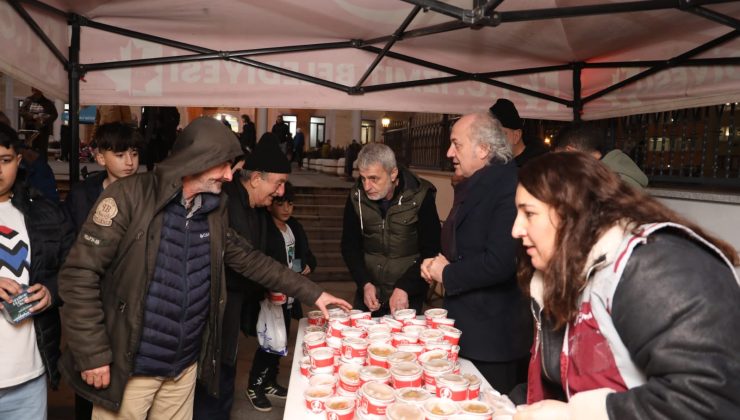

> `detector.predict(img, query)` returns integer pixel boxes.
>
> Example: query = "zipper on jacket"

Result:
[174,218,192,365]
[531,302,555,383]
[129,189,182,376]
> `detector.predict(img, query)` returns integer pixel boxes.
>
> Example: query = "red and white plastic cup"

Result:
[304,385,333,414]
[355,318,377,330]
[449,345,460,364]
[358,382,396,417]
[303,331,327,355]
[381,317,404,333]
[338,363,362,394]
[418,329,444,346]
[327,319,347,339]
[341,337,369,361]
[390,362,423,389]
[393,308,417,322]
[329,311,351,327]
[438,325,462,346]
[305,325,326,334]
[324,396,355,420]
[368,343,397,368]
[391,332,418,348]
[422,359,454,392]
[350,310,371,327]
[299,356,311,378]
[424,308,448,327]
[341,326,366,339]
[309,373,338,392]
[435,373,469,401]
[463,373,482,400]
[268,291,287,305]
[404,318,427,327]
[432,317,456,329]
[309,347,335,369]
[402,325,426,339]
[307,310,327,327]
[359,365,391,386]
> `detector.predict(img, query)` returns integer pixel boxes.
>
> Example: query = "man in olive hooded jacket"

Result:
[58,117,350,419]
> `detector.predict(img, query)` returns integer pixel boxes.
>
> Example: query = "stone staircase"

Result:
[292,186,352,283]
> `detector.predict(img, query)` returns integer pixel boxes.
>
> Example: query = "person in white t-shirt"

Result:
[0,123,74,419]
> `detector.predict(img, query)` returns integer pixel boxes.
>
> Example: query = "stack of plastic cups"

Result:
[435,373,469,402]
[357,382,396,420]
[421,359,454,393]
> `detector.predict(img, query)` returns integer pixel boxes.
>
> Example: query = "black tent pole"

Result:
[68,14,81,186]
[572,62,582,122]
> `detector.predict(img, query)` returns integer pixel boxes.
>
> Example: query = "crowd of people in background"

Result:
[0,92,738,420]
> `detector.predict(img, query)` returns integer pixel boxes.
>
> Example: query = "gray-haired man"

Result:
[341,143,440,317]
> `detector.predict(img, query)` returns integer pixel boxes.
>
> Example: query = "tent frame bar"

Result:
[354,5,422,89]
[583,29,740,104]
[8,0,740,183]
[8,0,67,67]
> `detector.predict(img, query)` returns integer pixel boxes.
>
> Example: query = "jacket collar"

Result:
[529,222,631,309]
[454,161,514,229]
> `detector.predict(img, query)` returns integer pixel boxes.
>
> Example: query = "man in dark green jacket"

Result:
[341,143,441,317]
[58,117,350,420]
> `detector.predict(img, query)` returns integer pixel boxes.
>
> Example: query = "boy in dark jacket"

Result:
[247,182,317,411]
[63,123,142,419]
[64,122,143,233]
[0,123,74,419]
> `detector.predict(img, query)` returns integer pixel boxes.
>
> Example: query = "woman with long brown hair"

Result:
[511,152,740,419]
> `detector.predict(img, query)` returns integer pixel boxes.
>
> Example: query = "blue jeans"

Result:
[0,374,47,420]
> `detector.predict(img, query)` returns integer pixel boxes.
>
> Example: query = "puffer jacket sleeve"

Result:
[58,183,132,372]
[224,227,323,305]
[605,232,740,419]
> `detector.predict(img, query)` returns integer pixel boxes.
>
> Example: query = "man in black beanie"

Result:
[193,132,292,418]
[489,98,548,167]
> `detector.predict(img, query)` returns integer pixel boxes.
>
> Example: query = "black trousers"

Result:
[74,394,93,420]
[469,356,529,396]
[192,362,237,420]
[248,315,291,386]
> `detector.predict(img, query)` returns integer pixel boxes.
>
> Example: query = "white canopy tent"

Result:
[1,0,739,179]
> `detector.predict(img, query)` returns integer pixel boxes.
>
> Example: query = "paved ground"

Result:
[47,167,355,420]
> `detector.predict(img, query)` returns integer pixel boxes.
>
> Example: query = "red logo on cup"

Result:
[310,399,323,413]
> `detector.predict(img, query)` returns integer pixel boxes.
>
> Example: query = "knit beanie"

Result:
[245,133,291,173]
[489,99,523,130]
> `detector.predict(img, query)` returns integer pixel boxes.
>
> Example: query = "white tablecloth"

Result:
[283,318,496,419]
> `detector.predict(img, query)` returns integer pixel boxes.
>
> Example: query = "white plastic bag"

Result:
[256,299,288,356]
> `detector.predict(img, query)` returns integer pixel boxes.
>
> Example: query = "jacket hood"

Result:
[601,149,649,188]
[156,117,242,182]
